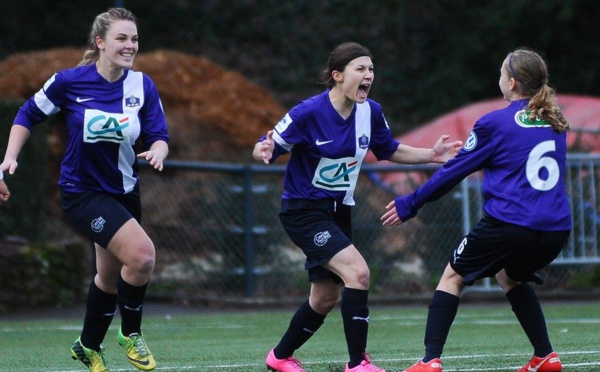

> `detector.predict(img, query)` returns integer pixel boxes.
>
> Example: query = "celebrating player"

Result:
[253,41,462,372]
[1,8,169,372]
[382,48,571,372]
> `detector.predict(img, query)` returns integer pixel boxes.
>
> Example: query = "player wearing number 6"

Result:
[381,47,571,372]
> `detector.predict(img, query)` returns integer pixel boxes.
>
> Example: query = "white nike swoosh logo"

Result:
[76,97,94,103]
[316,139,333,146]
[528,356,557,372]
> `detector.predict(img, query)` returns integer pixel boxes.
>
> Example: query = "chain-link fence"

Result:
[140,154,600,304]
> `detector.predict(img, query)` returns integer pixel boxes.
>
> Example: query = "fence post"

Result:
[242,165,255,298]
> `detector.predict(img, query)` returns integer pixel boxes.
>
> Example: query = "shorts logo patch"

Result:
[91,216,106,233]
[314,231,331,246]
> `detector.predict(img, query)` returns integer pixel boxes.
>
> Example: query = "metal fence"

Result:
[139,154,600,304]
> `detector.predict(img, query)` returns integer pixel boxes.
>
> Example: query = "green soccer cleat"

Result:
[71,337,109,372]
[117,328,156,371]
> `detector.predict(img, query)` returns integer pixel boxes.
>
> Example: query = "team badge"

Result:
[463,131,477,151]
[359,134,369,149]
[314,231,332,246]
[125,96,140,107]
[91,216,106,233]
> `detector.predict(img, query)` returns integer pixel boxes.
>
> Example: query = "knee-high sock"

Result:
[423,290,460,362]
[273,299,326,358]
[80,281,117,351]
[341,288,370,368]
[506,283,553,357]
[117,274,148,336]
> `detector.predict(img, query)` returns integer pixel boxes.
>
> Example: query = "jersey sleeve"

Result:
[13,72,64,130]
[369,107,400,160]
[267,107,305,163]
[139,75,169,149]
[395,119,495,221]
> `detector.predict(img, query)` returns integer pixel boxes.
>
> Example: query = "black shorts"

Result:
[450,214,570,285]
[279,199,352,283]
[60,186,142,249]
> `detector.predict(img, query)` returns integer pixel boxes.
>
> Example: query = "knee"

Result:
[127,243,156,275]
[310,291,341,314]
[345,265,370,290]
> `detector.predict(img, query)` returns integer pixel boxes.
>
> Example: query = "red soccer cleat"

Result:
[517,352,562,372]
[403,358,442,372]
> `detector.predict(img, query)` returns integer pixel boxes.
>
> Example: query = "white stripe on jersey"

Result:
[34,74,60,116]
[119,71,144,193]
[341,102,371,205]
[273,113,294,152]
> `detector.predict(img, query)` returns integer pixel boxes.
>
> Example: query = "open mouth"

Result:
[357,84,371,99]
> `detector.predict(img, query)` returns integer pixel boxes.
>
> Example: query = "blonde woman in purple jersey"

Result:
[1,8,169,372]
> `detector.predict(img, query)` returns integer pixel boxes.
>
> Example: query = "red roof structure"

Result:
[367,94,600,194]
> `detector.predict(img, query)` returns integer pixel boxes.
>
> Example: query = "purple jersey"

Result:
[395,99,572,231]
[14,64,169,194]
[266,90,399,206]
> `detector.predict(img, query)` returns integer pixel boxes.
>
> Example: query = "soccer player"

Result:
[381,48,571,372]
[0,8,169,372]
[253,42,463,372]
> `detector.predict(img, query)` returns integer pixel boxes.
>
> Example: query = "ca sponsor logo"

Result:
[85,111,130,143]
[91,216,106,233]
[314,231,331,246]
[315,161,358,189]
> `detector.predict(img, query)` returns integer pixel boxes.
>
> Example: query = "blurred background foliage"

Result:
[1,1,600,309]
[1,0,599,134]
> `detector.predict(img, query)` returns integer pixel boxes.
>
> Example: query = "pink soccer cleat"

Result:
[266,348,307,372]
[345,353,386,372]
[516,352,562,372]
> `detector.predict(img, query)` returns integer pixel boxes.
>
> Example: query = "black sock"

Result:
[274,299,325,359]
[506,283,553,357]
[423,290,460,362]
[341,287,369,368]
[117,274,148,336]
[80,281,117,351]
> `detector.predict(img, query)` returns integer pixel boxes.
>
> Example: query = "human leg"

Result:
[106,218,156,371]
[325,245,384,371]
[80,245,120,350]
[267,279,339,371]
[71,244,119,371]
[497,270,562,372]
[426,264,465,361]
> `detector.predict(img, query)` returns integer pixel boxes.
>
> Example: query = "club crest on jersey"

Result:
[514,109,550,128]
[359,134,369,149]
[463,131,477,151]
[91,216,106,233]
[125,96,141,107]
[314,231,331,246]
[84,109,131,144]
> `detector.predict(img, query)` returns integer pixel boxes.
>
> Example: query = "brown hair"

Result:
[319,42,372,88]
[506,47,571,132]
[78,8,137,66]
